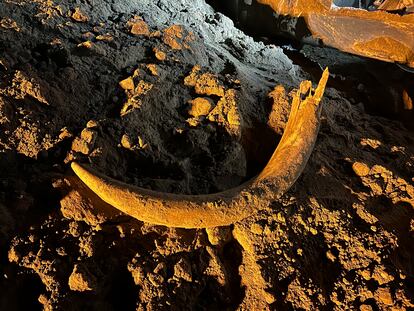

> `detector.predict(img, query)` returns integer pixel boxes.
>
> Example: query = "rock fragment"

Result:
[173,258,192,282]
[0,18,20,31]
[68,264,96,292]
[6,70,48,105]
[206,226,232,246]
[76,41,106,56]
[71,8,89,23]
[120,80,153,116]
[121,134,133,149]
[59,177,123,227]
[352,162,370,177]
[188,97,213,117]
[267,85,290,135]
[163,25,184,50]
[153,47,166,61]
[195,74,224,97]
[71,128,97,155]
[58,127,72,140]
[359,305,373,311]
[128,16,150,36]
[372,266,395,285]
[86,120,99,129]
[146,64,158,76]
[95,34,113,42]
[119,77,134,91]
[374,287,394,306]
[161,25,195,50]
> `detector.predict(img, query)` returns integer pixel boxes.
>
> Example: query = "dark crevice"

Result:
[0,269,43,311]
[220,239,245,310]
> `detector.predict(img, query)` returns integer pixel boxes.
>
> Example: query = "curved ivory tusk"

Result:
[72,69,329,228]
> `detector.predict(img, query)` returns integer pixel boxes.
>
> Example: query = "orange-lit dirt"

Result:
[0,0,413,310]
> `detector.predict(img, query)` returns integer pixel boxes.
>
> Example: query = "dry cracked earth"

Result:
[0,0,414,310]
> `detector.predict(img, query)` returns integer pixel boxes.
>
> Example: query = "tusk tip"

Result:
[71,161,81,171]
[71,162,88,178]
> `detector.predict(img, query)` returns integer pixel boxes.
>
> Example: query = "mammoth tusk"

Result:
[71,69,329,228]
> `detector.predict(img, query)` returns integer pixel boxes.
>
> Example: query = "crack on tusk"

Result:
[71,69,329,228]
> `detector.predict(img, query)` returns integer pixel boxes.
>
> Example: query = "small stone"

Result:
[133,68,141,78]
[128,263,145,285]
[150,30,162,38]
[359,269,371,281]
[71,8,89,23]
[188,97,213,117]
[137,136,147,149]
[71,129,97,155]
[153,262,167,276]
[148,273,164,287]
[59,127,72,140]
[59,178,120,227]
[186,117,199,127]
[71,138,90,154]
[8,246,20,263]
[77,41,93,49]
[96,34,113,42]
[56,247,67,256]
[121,134,133,149]
[193,73,225,97]
[310,228,318,235]
[131,22,150,36]
[86,120,98,128]
[173,258,192,282]
[360,138,381,149]
[80,128,97,144]
[326,250,336,262]
[38,294,48,306]
[68,264,95,292]
[153,47,166,61]
[119,77,134,91]
[77,41,106,56]
[206,226,232,246]
[372,266,394,285]
[250,223,264,235]
[146,64,158,76]
[184,65,201,87]
[163,25,184,50]
[135,80,153,96]
[128,16,150,36]
[352,162,370,177]
[67,221,81,237]
[359,305,373,311]
[0,18,20,31]
[375,287,393,306]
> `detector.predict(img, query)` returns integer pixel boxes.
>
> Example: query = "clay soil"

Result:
[0,0,414,310]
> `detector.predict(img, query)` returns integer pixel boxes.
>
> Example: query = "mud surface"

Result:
[0,0,413,310]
